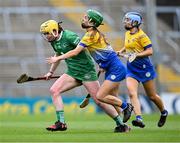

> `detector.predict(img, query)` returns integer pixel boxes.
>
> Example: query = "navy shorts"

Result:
[126,58,157,83]
[99,55,126,82]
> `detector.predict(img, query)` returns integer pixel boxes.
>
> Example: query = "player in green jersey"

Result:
[40,20,130,132]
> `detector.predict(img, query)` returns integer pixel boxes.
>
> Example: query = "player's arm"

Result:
[136,34,153,58]
[58,32,82,60]
[117,34,126,55]
[49,54,61,72]
[117,47,126,57]
[117,47,126,54]
[46,45,84,64]
[136,46,153,58]
[59,45,84,60]
[126,43,153,63]
[46,33,90,64]
[44,53,60,79]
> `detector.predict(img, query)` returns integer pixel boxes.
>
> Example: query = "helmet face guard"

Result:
[87,9,103,27]
[40,20,59,41]
[41,32,56,42]
[123,12,142,27]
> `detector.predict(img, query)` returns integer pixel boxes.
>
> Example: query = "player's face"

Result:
[123,17,133,30]
[81,14,91,28]
[41,32,56,42]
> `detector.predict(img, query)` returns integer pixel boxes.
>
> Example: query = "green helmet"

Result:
[87,9,103,27]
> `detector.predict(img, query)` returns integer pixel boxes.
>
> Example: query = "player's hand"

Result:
[117,51,130,59]
[46,56,59,64]
[117,51,123,56]
[117,51,136,63]
[128,53,137,63]
[117,51,129,58]
[44,72,53,80]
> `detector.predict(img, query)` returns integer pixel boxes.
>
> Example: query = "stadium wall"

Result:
[0,93,179,115]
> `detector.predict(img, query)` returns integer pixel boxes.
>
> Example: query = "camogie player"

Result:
[46,9,133,132]
[118,12,168,128]
[40,19,131,132]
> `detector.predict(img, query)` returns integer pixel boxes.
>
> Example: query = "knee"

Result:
[128,91,137,99]
[50,87,59,97]
[94,98,102,106]
[91,94,103,106]
[91,95,103,107]
[96,92,104,102]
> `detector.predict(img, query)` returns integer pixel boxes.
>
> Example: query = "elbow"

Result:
[150,49,153,55]
[147,48,153,56]
[149,51,153,56]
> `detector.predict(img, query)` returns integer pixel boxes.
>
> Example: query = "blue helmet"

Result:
[123,12,142,27]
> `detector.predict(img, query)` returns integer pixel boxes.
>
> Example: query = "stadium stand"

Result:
[0,0,179,97]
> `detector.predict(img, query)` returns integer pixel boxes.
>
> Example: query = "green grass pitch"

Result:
[0,113,180,142]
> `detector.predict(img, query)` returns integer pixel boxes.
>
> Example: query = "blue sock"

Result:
[136,115,143,121]
[120,102,127,110]
[161,110,168,116]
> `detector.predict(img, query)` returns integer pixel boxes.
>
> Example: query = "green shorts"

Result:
[66,69,98,81]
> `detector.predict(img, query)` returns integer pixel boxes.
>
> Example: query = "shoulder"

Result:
[84,31,100,43]
[64,30,80,43]
[84,31,99,38]
[63,30,80,46]
[138,29,149,39]
[63,30,79,37]
[125,31,130,37]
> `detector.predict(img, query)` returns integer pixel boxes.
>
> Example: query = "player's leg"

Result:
[83,81,118,118]
[126,77,145,128]
[96,80,133,123]
[96,80,121,106]
[109,86,121,115]
[109,85,132,132]
[83,81,130,133]
[47,74,81,131]
[112,85,134,123]
[143,80,168,127]
[79,71,101,108]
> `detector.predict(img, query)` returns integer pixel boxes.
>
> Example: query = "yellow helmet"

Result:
[40,20,58,37]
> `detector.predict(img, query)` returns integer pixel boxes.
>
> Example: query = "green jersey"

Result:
[51,30,97,81]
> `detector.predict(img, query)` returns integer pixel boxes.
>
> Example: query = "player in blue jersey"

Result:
[118,12,168,128]
[46,9,134,132]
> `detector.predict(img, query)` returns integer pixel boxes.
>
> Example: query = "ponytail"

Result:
[58,21,63,33]
[95,28,109,45]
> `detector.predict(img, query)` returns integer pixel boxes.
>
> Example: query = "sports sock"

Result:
[161,110,168,116]
[56,110,65,123]
[113,115,124,126]
[136,115,143,121]
[120,102,127,110]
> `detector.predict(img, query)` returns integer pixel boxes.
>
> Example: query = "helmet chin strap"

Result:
[125,25,133,30]
[88,18,96,27]
[81,18,96,29]
[81,23,95,29]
